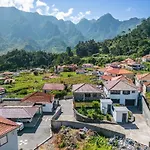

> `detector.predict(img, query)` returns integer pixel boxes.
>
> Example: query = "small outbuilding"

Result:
[112,106,129,123]
[100,99,112,115]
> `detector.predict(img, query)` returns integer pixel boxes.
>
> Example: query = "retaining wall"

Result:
[51,120,125,138]
[74,108,116,124]
[142,96,150,127]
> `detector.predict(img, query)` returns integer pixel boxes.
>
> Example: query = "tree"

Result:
[66,47,73,57]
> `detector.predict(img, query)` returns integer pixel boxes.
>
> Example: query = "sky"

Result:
[0,0,150,23]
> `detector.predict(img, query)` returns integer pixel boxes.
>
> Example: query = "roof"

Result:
[43,83,65,91]
[111,75,133,83]
[136,73,150,81]
[100,99,112,103]
[143,82,150,87]
[113,106,129,112]
[101,75,112,81]
[142,54,150,59]
[0,106,39,119]
[72,83,102,93]
[0,116,18,136]
[21,92,54,104]
[106,68,133,75]
[104,80,137,91]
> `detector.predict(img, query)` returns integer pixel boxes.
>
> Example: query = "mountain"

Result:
[77,13,142,41]
[0,7,142,53]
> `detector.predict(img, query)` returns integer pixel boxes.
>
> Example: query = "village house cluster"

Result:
[0,55,150,149]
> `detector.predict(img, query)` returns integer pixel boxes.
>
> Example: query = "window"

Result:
[123,91,130,95]
[132,91,135,93]
[110,90,120,94]
[0,135,8,146]
[93,93,97,97]
[85,93,91,98]
[111,99,120,103]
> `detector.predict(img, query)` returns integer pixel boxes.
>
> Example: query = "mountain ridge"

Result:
[0,7,142,53]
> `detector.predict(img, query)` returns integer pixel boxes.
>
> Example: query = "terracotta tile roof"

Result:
[43,83,65,91]
[136,73,150,80]
[142,54,150,59]
[21,92,54,104]
[106,68,133,75]
[143,82,150,87]
[0,106,39,119]
[111,75,133,83]
[72,83,102,93]
[0,116,18,136]
[104,80,137,91]
[101,75,112,81]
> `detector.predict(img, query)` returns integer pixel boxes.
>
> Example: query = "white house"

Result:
[112,106,129,123]
[21,92,55,113]
[0,116,19,150]
[100,99,112,115]
[104,79,139,106]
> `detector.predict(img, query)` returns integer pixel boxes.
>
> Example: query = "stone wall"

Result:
[74,108,116,124]
[51,120,125,138]
[142,96,150,127]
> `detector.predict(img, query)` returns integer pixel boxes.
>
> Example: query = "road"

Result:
[18,115,52,150]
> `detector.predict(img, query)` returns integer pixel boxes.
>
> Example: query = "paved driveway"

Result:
[18,115,52,150]
[58,99,75,121]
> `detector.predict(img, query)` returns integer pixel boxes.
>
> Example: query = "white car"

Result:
[16,122,24,131]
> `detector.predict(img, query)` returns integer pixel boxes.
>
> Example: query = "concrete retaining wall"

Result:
[51,120,125,138]
[142,96,150,127]
[51,107,62,120]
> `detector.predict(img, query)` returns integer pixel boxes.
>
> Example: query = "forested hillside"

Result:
[0,17,149,71]
[0,7,141,53]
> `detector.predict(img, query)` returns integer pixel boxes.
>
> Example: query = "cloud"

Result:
[0,0,34,12]
[50,5,74,20]
[85,11,91,15]
[36,0,47,7]
[126,7,135,12]
[70,10,91,23]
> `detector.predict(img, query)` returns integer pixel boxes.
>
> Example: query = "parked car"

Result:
[16,122,24,131]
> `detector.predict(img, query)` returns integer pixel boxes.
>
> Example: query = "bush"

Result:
[59,141,66,148]
[106,114,111,121]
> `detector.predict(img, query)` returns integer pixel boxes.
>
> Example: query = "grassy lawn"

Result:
[3,72,95,98]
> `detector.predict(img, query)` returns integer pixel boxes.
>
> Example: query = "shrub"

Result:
[92,101,100,108]
[59,141,66,148]
[106,114,111,121]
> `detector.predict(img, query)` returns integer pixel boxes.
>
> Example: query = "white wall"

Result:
[100,101,112,115]
[0,129,18,150]
[43,102,53,112]
[112,110,128,122]
[104,88,138,106]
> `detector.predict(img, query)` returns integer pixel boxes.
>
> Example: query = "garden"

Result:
[75,101,112,121]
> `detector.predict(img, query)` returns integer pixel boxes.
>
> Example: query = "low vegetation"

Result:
[76,101,112,121]
[3,72,94,98]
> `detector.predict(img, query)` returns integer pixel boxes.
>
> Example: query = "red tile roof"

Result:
[106,68,133,75]
[21,92,54,104]
[0,116,18,136]
[136,73,150,80]
[101,75,112,81]
[43,83,65,91]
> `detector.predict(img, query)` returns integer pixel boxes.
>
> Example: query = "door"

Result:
[122,113,127,123]
[125,99,135,106]
[107,104,111,114]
